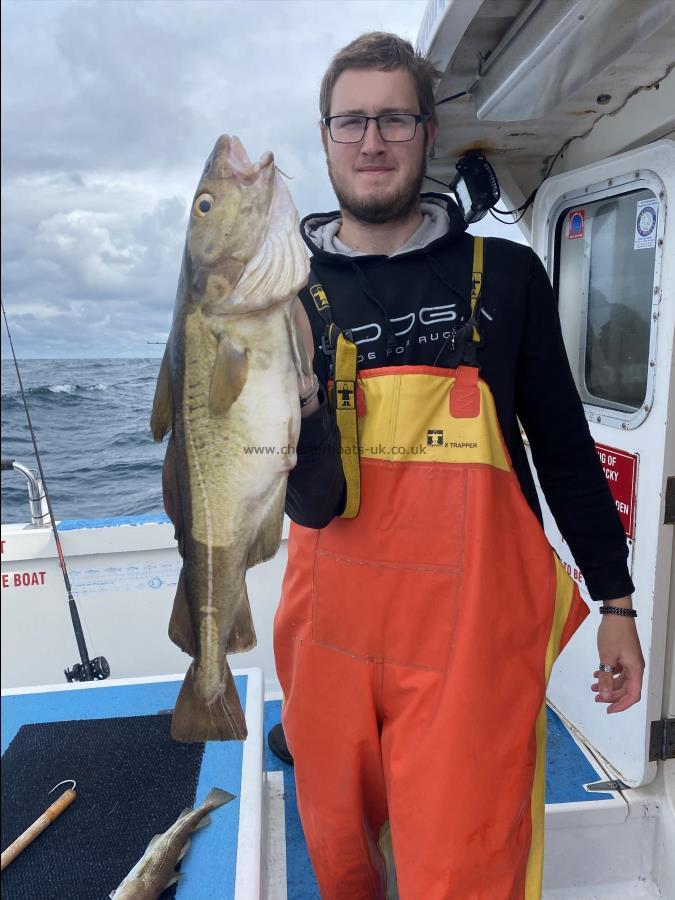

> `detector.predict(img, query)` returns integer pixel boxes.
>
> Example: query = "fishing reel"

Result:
[65,656,111,682]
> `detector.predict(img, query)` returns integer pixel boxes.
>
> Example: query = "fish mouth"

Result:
[207,134,274,185]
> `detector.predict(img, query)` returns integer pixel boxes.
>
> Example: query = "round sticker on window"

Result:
[635,198,658,249]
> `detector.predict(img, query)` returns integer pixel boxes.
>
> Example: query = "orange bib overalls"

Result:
[274,239,589,900]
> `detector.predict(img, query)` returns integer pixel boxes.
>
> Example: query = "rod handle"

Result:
[0,788,76,871]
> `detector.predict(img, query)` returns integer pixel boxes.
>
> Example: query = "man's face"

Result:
[322,67,436,225]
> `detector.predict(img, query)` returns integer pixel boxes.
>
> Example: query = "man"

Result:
[274,32,644,900]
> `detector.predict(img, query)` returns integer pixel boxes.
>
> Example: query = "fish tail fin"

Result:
[171,663,247,743]
[202,786,237,811]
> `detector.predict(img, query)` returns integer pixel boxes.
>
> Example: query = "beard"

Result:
[327,147,427,225]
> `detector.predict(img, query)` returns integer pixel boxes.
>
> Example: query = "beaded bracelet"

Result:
[599,606,637,618]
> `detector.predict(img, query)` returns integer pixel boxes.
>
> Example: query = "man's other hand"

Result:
[592,609,645,713]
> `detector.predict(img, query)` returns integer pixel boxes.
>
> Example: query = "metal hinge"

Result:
[665,476,675,524]
[649,717,675,761]
[585,779,630,792]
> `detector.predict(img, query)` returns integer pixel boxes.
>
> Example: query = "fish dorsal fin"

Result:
[168,569,196,656]
[193,813,211,831]
[209,332,248,416]
[162,434,186,557]
[150,346,173,441]
[177,837,192,861]
[147,833,163,849]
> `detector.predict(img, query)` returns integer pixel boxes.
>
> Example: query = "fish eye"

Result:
[193,193,215,216]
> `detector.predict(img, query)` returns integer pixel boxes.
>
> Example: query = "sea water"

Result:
[1,358,165,524]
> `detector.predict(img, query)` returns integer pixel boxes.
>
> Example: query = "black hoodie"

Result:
[285,194,634,603]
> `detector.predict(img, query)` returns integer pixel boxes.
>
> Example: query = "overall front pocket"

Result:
[312,550,462,673]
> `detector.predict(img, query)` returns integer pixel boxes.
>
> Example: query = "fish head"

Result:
[110,880,149,899]
[185,134,276,305]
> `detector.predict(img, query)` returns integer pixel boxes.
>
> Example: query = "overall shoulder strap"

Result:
[307,266,361,519]
[469,236,484,345]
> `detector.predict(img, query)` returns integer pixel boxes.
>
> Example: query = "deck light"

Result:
[450,152,501,224]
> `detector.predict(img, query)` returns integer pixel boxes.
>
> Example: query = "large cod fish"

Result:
[151,135,311,742]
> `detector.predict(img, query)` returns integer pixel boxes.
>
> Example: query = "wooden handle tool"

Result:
[1,779,77,871]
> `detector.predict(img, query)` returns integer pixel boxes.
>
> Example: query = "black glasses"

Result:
[321,113,431,143]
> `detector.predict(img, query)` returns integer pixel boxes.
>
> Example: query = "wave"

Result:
[1,382,110,400]
[2,358,164,522]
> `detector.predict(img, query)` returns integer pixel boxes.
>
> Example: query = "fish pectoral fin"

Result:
[208,333,248,416]
[150,346,173,441]
[171,662,247,742]
[168,569,197,656]
[164,872,184,889]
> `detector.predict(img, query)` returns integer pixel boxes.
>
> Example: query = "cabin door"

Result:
[530,140,675,787]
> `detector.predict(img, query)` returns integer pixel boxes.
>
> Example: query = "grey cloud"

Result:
[1,0,522,360]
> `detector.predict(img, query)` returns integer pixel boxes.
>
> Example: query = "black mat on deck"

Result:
[1,715,205,900]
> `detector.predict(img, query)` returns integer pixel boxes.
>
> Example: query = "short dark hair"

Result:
[320,32,443,125]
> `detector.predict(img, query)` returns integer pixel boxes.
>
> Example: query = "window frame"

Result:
[549,169,664,431]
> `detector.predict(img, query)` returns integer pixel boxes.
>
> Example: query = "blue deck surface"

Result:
[1,681,611,900]
[1,676,247,900]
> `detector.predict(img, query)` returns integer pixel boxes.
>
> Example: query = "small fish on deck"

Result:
[109,786,235,899]
[151,134,311,742]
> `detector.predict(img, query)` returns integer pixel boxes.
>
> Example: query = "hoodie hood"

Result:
[301,193,468,263]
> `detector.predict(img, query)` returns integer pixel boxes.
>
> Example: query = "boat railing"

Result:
[1,459,51,527]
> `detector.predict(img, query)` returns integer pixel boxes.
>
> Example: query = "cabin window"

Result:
[555,188,658,416]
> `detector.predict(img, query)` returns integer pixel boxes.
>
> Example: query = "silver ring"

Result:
[599,663,616,674]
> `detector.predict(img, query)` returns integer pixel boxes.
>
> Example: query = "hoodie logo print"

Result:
[347,305,458,345]
[391,313,415,336]
[350,323,382,345]
[419,305,458,325]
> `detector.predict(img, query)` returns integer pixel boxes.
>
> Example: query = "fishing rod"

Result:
[1,298,110,683]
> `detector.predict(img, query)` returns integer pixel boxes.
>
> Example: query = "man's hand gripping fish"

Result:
[151,135,311,742]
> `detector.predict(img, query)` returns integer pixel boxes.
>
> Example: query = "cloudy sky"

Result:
[1,0,520,359]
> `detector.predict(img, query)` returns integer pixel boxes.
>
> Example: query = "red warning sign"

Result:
[595,444,638,539]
